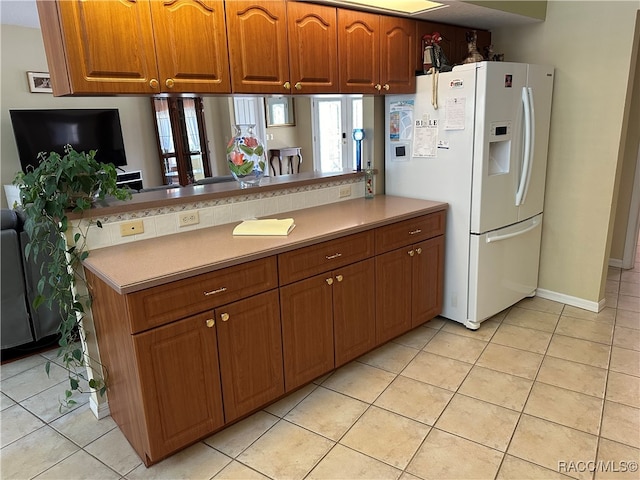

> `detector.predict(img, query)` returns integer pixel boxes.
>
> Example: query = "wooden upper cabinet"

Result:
[149,0,231,94]
[338,10,415,94]
[337,9,379,94]
[415,20,457,72]
[380,16,416,94]
[37,0,160,95]
[226,0,290,94]
[36,0,231,95]
[416,19,492,67]
[287,2,338,94]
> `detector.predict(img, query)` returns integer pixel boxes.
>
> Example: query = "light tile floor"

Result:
[2,252,639,479]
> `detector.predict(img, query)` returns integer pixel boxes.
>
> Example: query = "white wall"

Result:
[491,1,639,308]
[0,25,161,207]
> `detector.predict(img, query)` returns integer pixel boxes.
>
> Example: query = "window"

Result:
[151,97,211,186]
[311,96,363,172]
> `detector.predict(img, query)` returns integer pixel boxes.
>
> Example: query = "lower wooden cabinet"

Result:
[375,229,445,344]
[280,272,335,391]
[88,208,445,466]
[215,290,284,422]
[333,258,376,366]
[412,236,445,327]
[134,311,225,461]
[280,258,376,391]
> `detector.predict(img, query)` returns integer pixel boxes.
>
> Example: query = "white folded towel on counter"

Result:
[232,218,296,236]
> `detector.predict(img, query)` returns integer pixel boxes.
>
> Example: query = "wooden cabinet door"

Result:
[226,0,290,94]
[412,236,445,327]
[43,0,159,94]
[333,259,376,367]
[134,311,224,460]
[287,2,338,94]
[280,273,334,391]
[415,20,457,73]
[375,248,412,344]
[149,0,231,93]
[380,16,416,94]
[337,9,379,94]
[215,290,284,422]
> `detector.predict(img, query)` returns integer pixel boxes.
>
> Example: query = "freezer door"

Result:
[470,62,528,234]
[517,64,554,222]
[467,214,542,328]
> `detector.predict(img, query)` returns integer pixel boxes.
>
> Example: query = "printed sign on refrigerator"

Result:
[389,100,414,141]
[445,97,466,130]
[413,117,438,157]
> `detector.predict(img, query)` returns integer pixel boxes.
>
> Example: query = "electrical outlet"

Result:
[120,220,144,237]
[339,186,352,198]
[179,210,200,227]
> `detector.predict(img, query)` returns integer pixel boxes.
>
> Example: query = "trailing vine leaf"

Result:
[13,145,132,408]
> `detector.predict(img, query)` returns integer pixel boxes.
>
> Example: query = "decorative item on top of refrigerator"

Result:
[385,61,554,330]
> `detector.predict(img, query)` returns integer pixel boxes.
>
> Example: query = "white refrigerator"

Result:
[385,61,554,330]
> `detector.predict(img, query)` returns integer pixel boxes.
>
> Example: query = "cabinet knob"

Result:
[383,84,390,91]
[221,312,230,322]
[295,82,302,90]
[416,247,422,255]
[149,78,159,89]
[165,78,175,88]
[206,319,215,328]
[336,274,343,282]
[283,81,291,90]
[326,277,334,285]
[408,250,415,257]
[375,84,382,91]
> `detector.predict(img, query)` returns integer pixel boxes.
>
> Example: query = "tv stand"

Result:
[116,170,143,192]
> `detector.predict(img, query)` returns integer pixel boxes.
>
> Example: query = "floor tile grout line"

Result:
[494,303,564,478]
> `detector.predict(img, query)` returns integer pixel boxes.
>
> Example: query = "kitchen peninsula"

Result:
[80,190,447,466]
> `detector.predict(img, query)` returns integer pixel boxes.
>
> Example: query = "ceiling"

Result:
[0,0,542,31]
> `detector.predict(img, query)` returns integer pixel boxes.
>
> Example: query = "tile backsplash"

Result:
[72,178,364,251]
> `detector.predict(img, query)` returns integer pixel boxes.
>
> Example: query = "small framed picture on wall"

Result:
[27,71,52,93]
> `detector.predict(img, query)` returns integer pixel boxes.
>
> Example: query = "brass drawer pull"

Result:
[326,277,334,285]
[416,247,422,255]
[409,229,422,235]
[336,274,343,282]
[221,313,229,322]
[206,319,215,328]
[408,250,415,257]
[204,287,227,296]
[326,253,342,260]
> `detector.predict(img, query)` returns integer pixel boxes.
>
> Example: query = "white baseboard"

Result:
[609,258,623,268]
[536,289,606,313]
[89,397,111,420]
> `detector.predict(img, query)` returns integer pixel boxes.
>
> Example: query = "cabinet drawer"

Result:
[375,211,445,254]
[278,231,374,285]
[127,256,278,333]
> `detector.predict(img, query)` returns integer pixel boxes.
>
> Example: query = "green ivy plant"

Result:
[13,145,131,408]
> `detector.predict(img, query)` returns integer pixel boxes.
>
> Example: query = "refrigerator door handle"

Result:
[516,87,536,206]
[486,216,541,243]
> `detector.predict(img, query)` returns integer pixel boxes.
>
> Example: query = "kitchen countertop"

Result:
[82,195,448,294]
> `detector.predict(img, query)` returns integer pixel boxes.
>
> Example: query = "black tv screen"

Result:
[10,109,128,172]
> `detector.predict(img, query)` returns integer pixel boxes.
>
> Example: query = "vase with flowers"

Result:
[226,124,266,188]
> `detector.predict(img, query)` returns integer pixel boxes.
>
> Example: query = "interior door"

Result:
[470,62,528,234]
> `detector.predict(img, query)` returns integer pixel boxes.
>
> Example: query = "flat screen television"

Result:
[9,108,128,172]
